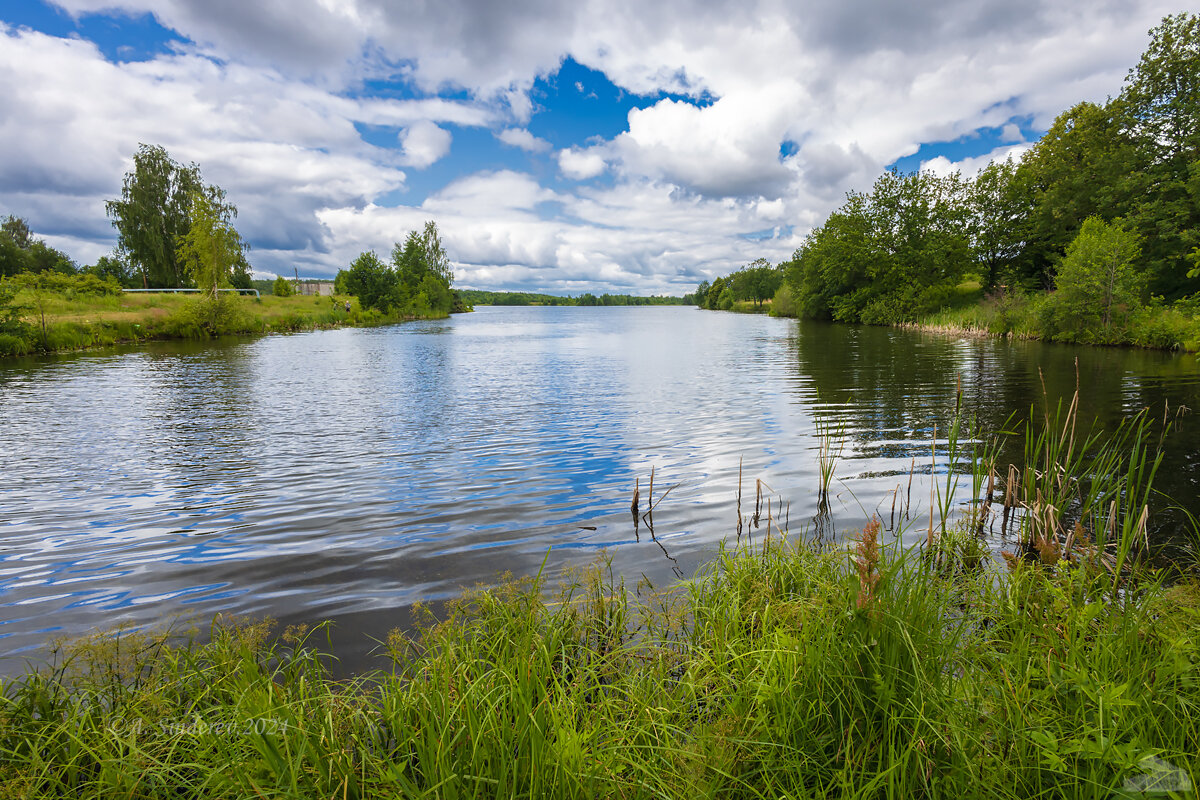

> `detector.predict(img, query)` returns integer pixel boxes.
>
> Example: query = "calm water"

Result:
[2,306,1198,673]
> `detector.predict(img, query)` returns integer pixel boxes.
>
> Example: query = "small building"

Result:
[295,280,336,296]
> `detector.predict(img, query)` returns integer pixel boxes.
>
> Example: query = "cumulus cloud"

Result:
[6,0,1187,290]
[497,127,551,152]
[557,147,606,180]
[399,120,452,168]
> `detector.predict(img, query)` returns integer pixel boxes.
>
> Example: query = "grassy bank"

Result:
[762,278,1200,352]
[0,286,446,358]
[2,537,1196,799]
[905,291,1200,352]
[2,399,1198,798]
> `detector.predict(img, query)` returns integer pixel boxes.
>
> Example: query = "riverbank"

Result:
[755,280,1200,353]
[2,532,1196,799]
[0,287,447,358]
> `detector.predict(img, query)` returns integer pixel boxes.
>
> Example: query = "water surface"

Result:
[2,306,1197,673]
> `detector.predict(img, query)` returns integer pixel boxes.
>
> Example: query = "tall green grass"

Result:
[2,536,1196,798]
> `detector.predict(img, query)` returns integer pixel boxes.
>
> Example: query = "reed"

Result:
[814,411,845,501]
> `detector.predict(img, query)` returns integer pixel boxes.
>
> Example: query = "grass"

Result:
[904,285,1200,352]
[0,288,447,358]
[2,399,1198,799]
[1,536,1196,798]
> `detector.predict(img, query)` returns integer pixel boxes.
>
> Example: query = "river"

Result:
[1,306,1197,673]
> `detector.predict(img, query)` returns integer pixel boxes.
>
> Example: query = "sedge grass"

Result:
[2,525,1197,799]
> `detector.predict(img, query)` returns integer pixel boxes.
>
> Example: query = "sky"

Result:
[0,0,1182,294]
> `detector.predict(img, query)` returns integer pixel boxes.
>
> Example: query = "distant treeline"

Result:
[459,289,689,307]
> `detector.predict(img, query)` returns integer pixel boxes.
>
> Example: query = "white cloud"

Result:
[557,147,606,180]
[6,1,1188,291]
[497,127,551,152]
[921,143,1033,178]
[399,120,452,168]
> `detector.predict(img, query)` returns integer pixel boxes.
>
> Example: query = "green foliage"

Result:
[786,170,971,324]
[106,144,243,289]
[1117,12,1200,298]
[730,258,784,308]
[2,214,32,249]
[1044,217,1145,342]
[84,254,137,288]
[0,215,77,277]
[716,286,734,310]
[271,275,293,297]
[769,282,797,317]
[340,250,397,312]
[176,192,247,300]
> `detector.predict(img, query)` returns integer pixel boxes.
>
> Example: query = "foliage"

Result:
[769,281,797,317]
[1118,12,1200,298]
[106,144,245,290]
[84,254,138,288]
[785,170,970,324]
[271,275,293,297]
[339,250,397,312]
[730,258,784,308]
[2,214,32,249]
[1044,217,1145,342]
[1,215,77,278]
[176,192,247,300]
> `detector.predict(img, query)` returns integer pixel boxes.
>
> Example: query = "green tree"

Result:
[786,170,970,324]
[390,221,454,313]
[106,144,238,289]
[342,251,397,312]
[85,254,137,287]
[176,192,247,300]
[1118,12,1200,297]
[966,158,1031,289]
[1047,217,1144,341]
[730,258,783,308]
[0,230,32,277]
[2,215,32,249]
[703,276,728,309]
[272,275,294,297]
[1015,101,1137,289]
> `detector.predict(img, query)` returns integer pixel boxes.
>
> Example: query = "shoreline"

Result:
[0,291,451,360]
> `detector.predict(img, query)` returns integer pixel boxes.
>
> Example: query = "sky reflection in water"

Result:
[1,306,1197,673]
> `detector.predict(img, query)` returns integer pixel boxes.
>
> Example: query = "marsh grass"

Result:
[3,526,1197,798]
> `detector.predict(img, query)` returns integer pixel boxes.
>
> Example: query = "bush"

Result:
[770,283,797,317]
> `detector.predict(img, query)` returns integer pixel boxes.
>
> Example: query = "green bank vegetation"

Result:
[0,144,464,358]
[698,13,1200,350]
[0,277,390,358]
[2,397,1197,798]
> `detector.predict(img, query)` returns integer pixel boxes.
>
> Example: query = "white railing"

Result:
[122,288,261,298]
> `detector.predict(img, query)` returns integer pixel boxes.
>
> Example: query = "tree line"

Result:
[457,290,687,307]
[692,258,784,310]
[694,13,1200,346]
